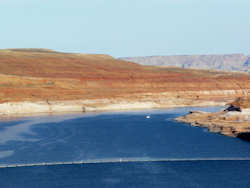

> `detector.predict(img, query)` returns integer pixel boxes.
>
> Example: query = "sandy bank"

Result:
[0,97,226,117]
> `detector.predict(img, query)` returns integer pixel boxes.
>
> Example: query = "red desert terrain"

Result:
[0,49,249,105]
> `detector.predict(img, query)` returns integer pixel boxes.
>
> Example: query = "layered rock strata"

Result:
[176,97,250,139]
[0,49,250,116]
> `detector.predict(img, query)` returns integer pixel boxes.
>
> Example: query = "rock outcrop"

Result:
[176,97,250,139]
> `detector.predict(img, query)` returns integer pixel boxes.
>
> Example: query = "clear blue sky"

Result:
[1,0,250,57]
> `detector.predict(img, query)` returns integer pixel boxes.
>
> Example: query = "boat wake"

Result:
[1,157,250,168]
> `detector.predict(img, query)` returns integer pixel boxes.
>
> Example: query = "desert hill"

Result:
[0,49,250,111]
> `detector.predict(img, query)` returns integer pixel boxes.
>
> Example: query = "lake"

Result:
[0,106,249,188]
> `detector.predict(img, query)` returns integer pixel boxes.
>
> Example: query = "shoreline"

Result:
[176,109,250,139]
[0,98,227,119]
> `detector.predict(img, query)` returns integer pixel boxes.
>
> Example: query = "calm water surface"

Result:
[0,106,249,187]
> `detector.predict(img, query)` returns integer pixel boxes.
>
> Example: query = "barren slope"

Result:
[0,49,250,104]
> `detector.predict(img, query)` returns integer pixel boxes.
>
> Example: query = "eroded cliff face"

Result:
[0,49,250,115]
[176,97,250,139]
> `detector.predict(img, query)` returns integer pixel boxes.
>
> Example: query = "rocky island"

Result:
[176,97,250,140]
[0,49,250,116]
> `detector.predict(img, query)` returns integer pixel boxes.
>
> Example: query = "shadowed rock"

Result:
[237,132,250,142]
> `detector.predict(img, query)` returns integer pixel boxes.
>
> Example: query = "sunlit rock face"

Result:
[176,97,250,139]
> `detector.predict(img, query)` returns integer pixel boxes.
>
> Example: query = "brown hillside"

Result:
[0,49,250,103]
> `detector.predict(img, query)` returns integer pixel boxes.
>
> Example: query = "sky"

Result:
[1,0,250,57]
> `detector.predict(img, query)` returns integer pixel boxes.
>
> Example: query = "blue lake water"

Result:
[0,106,249,187]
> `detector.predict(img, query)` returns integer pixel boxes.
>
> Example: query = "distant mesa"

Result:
[120,54,250,73]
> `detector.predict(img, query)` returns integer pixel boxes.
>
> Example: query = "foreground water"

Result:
[0,107,249,187]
